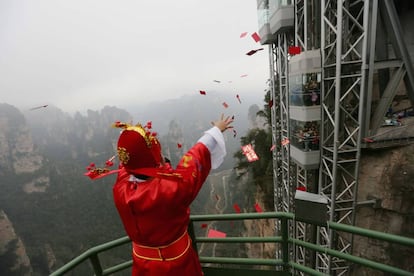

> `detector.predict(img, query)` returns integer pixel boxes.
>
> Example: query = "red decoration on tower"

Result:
[288,46,301,55]
[233,203,241,213]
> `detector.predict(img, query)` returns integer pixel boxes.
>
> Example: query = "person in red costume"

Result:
[112,114,233,276]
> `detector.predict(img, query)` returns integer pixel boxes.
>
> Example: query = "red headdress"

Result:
[113,121,162,174]
[84,121,189,181]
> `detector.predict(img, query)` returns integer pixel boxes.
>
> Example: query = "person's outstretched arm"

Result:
[197,114,234,169]
[174,114,234,203]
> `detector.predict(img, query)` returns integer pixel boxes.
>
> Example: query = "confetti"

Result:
[199,90,206,95]
[236,94,241,103]
[270,144,276,151]
[233,203,241,213]
[246,48,264,56]
[288,46,301,55]
[233,129,237,138]
[222,102,229,108]
[241,144,259,162]
[30,104,48,110]
[268,99,273,108]
[254,203,263,213]
[207,229,226,238]
[281,138,290,146]
[251,32,261,42]
[239,32,248,38]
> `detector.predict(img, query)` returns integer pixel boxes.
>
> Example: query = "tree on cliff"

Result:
[234,90,274,209]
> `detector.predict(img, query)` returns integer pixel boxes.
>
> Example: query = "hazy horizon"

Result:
[1,0,269,114]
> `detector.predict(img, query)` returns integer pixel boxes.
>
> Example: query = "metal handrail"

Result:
[50,212,414,276]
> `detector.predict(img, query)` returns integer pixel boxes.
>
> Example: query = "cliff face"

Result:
[352,144,414,275]
[0,210,32,275]
[244,184,276,260]
[0,104,47,275]
[0,104,134,275]
[0,104,44,175]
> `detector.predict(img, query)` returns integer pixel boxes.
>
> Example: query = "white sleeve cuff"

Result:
[197,126,226,169]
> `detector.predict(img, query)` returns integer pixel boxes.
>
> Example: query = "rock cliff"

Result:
[0,210,32,275]
[352,144,414,274]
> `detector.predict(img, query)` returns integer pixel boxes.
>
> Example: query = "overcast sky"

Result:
[0,0,269,113]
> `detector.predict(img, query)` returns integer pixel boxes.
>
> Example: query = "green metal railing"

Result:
[50,212,414,276]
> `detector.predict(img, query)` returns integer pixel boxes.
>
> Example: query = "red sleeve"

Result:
[112,167,143,239]
[176,142,211,203]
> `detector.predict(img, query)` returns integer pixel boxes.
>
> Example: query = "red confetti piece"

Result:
[281,138,290,146]
[177,143,182,148]
[240,31,248,38]
[363,137,374,143]
[296,186,307,192]
[268,99,273,108]
[241,144,259,162]
[222,102,229,108]
[288,46,301,55]
[207,229,226,238]
[240,74,248,78]
[270,144,276,151]
[251,32,261,42]
[199,90,206,95]
[254,203,263,213]
[201,223,208,228]
[233,203,241,213]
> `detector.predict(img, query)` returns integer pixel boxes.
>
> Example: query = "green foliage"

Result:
[234,90,274,210]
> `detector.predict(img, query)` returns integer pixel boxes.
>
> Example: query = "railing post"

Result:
[281,216,289,273]
[89,253,103,276]
[188,221,199,255]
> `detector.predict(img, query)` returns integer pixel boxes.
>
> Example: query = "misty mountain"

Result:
[0,93,266,275]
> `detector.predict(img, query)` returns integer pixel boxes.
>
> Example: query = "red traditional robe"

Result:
[113,143,211,276]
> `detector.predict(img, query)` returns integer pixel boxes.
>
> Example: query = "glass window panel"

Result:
[289,73,321,106]
[290,120,320,151]
[257,1,269,28]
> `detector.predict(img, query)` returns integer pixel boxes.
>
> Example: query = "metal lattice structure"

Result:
[318,0,368,273]
[261,0,414,274]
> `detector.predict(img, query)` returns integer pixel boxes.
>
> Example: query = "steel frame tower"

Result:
[261,0,414,274]
[318,0,368,273]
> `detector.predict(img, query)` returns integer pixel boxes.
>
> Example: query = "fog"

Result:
[0,0,269,113]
